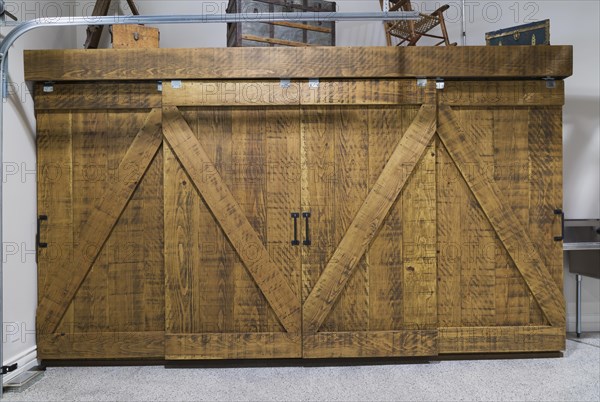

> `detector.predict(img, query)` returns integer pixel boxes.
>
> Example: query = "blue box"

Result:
[486,20,550,46]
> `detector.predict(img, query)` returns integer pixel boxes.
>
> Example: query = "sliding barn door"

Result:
[436,81,565,353]
[300,80,439,358]
[36,83,165,359]
[162,81,302,359]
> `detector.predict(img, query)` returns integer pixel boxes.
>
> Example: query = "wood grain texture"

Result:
[437,105,565,327]
[493,108,531,326]
[300,80,430,105]
[439,326,565,354]
[303,330,438,358]
[112,24,160,49]
[325,107,370,332]
[456,109,497,327]
[440,81,564,106]
[366,106,412,331]
[165,333,301,359]
[34,82,161,110]
[265,108,302,302]
[162,79,431,107]
[24,46,573,82]
[162,106,301,334]
[163,81,300,106]
[302,104,437,334]
[37,112,73,302]
[37,108,163,334]
[402,138,437,330]
[38,332,165,359]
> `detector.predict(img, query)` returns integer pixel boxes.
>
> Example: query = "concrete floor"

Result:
[4,333,599,402]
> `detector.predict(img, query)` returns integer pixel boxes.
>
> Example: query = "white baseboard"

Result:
[2,347,38,385]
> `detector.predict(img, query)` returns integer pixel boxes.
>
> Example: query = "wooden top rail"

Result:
[24,46,572,82]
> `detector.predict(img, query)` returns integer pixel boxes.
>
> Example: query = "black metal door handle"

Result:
[37,215,48,249]
[554,208,564,241]
[291,213,300,246]
[302,212,311,246]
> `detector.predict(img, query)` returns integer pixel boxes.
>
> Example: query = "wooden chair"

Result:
[381,0,456,46]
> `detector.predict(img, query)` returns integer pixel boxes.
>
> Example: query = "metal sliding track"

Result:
[0,6,418,397]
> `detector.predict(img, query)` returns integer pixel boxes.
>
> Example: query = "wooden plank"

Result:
[163,142,198,335]
[302,104,437,334]
[112,24,160,49]
[34,82,161,110]
[163,81,300,107]
[265,107,302,304]
[192,108,236,334]
[303,330,438,358]
[70,110,111,333]
[366,106,408,331]
[161,106,301,334]
[436,138,463,327]
[36,112,73,302]
[455,109,497,327]
[242,34,312,47]
[138,146,165,332]
[493,108,531,326]
[300,106,337,325]
[440,81,564,106]
[301,80,427,105]
[165,333,301,359]
[24,46,573,81]
[38,331,165,359]
[439,326,565,354]
[163,79,428,108]
[437,105,565,327]
[528,106,564,324]
[328,107,370,332]
[36,108,163,334]
[229,108,281,333]
[402,135,437,330]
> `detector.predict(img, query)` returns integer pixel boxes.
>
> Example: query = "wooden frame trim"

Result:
[439,81,565,106]
[439,326,565,354]
[163,79,432,107]
[303,330,438,358]
[24,46,573,82]
[165,333,301,359]
[302,104,437,333]
[37,108,164,334]
[161,106,301,333]
[436,105,565,327]
[38,331,165,359]
[33,82,162,110]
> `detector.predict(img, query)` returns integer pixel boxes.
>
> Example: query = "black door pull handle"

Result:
[37,215,48,249]
[302,212,311,246]
[291,213,300,246]
[554,208,564,241]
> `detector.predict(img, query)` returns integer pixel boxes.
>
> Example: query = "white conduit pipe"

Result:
[0,9,418,396]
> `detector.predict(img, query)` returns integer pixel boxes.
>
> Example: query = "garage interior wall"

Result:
[2,0,599,378]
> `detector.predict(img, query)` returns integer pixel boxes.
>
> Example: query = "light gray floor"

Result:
[4,333,599,402]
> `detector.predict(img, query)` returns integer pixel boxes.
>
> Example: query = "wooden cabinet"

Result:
[28,47,571,360]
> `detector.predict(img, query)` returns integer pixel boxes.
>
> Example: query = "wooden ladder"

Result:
[84,0,140,49]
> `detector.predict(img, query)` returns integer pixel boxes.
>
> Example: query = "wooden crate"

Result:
[226,0,336,47]
[112,24,160,49]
